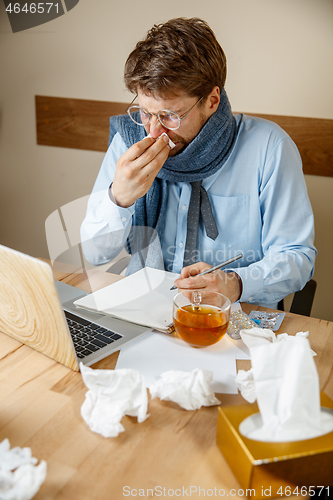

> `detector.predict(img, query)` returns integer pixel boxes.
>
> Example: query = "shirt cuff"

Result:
[93,188,135,230]
[108,185,135,225]
[230,266,264,304]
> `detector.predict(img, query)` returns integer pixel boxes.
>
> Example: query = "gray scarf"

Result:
[109,89,237,274]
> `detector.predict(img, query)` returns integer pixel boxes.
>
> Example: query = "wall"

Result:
[0,0,332,320]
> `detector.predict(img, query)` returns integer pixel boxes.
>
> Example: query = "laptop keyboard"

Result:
[64,311,123,359]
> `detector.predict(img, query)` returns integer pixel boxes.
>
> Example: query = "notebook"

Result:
[0,244,151,371]
[74,267,180,333]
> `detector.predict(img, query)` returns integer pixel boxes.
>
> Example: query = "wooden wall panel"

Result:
[36,95,128,152]
[35,95,333,177]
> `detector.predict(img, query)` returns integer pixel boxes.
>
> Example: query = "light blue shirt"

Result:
[81,114,316,308]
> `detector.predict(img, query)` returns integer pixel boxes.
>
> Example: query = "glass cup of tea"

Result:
[173,290,231,348]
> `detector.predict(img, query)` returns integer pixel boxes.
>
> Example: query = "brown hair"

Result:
[124,18,227,99]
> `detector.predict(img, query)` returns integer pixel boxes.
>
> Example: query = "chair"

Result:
[278,279,317,316]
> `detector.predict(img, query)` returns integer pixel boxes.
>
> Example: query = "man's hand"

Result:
[173,262,242,304]
[111,135,171,208]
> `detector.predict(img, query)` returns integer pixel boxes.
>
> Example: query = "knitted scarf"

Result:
[108,89,237,275]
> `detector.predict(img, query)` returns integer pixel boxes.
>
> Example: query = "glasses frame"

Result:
[126,95,204,131]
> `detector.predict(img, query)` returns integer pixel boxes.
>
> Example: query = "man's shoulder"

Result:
[236,113,289,140]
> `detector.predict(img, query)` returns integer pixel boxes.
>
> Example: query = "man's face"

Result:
[137,89,217,156]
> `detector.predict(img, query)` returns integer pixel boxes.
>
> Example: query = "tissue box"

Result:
[216,393,333,499]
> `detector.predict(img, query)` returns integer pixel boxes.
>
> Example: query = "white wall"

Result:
[1,0,332,320]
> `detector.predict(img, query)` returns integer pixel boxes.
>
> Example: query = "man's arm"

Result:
[235,135,316,305]
[174,134,316,305]
[81,133,170,266]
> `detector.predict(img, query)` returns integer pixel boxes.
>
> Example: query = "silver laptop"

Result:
[0,244,151,371]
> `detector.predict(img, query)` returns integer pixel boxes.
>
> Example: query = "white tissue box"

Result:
[216,393,333,500]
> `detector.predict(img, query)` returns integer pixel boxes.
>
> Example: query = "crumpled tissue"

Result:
[236,328,333,442]
[0,439,47,500]
[80,363,149,438]
[147,132,176,149]
[149,368,220,410]
[235,368,256,403]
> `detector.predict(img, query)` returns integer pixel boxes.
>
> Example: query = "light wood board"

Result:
[35,95,333,177]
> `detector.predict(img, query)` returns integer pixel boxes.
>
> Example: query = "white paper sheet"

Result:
[226,336,250,360]
[116,332,240,394]
[74,267,179,332]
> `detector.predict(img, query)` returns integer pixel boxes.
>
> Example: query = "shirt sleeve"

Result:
[233,135,316,306]
[80,134,135,266]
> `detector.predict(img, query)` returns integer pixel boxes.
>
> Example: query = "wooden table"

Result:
[0,266,332,500]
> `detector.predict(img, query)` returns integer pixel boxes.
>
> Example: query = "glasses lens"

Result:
[139,108,150,125]
[127,106,148,126]
[159,111,180,130]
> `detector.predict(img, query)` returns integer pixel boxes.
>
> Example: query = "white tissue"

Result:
[0,439,47,500]
[237,328,333,442]
[235,369,256,403]
[80,363,149,438]
[149,368,221,410]
[147,132,176,149]
[236,328,314,404]
[240,327,316,355]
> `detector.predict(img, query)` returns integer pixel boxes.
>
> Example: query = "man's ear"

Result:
[206,86,220,114]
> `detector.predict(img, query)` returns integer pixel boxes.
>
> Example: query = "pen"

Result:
[170,253,243,290]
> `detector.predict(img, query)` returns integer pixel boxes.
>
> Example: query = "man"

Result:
[81,17,316,308]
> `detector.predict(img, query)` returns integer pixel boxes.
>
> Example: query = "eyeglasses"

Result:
[126,95,204,131]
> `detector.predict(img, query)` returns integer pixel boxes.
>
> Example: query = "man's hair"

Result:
[124,17,227,99]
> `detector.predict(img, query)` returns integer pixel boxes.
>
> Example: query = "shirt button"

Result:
[182,205,187,211]
[121,217,127,222]
[179,242,184,248]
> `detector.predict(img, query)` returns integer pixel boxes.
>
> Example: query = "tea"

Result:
[173,304,229,348]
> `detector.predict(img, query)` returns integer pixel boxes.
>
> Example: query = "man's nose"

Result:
[148,116,168,139]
